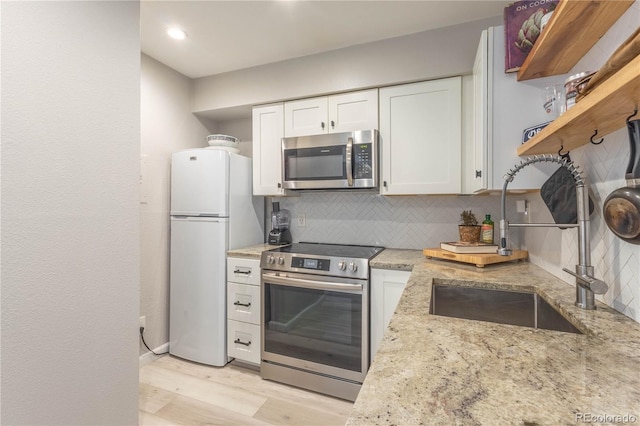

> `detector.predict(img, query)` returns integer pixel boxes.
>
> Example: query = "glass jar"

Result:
[564,71,592,111]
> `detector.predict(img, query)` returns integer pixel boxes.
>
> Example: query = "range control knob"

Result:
[277,256,285,265]
[266,254,275,264]
[348,262,358,272]
[338,260,347,271]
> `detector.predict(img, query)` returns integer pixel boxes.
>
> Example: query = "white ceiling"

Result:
[140,0,509,79]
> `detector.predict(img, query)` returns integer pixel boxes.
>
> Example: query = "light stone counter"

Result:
[370,248,426,271]
[227,243,283,259]
[350,249,640,425]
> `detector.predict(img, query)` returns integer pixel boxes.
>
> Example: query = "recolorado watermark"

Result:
[576,412,638,423]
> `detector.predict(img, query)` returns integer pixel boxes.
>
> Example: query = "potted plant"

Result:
[459,210,481,243]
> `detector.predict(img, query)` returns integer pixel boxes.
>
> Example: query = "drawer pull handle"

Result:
[233,268,251,275]
[233,301,251,308]
[234,338,251,347]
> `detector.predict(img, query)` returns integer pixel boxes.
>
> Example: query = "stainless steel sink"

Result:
[429,284,583,334]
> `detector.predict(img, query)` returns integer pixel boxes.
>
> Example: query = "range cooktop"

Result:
[268,242,384,260]
[261,242,385,279]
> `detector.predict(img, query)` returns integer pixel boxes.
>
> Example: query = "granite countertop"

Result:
[227,243,282,259]
[350,249,640,425]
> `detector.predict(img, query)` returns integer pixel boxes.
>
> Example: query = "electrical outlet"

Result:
[139,316,146,329]
[297,213,306,227]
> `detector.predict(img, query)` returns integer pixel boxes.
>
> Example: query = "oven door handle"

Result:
[262,273,363,293]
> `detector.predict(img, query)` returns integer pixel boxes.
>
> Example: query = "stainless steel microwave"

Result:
[282,129,379,190]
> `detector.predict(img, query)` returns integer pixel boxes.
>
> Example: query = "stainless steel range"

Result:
[260,242,384,401]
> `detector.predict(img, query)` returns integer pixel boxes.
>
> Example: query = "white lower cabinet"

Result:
[226,257,261,365]
[227,282,260,324]
[370,268,411,360]
[227,320,261,365]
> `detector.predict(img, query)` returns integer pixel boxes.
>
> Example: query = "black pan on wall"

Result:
[603,112,640,244]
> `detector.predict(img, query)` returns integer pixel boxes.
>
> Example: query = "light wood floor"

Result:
[139,355,353,425]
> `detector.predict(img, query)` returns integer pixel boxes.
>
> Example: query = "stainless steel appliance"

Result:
[282,129,378,190]
[260,242,384,401]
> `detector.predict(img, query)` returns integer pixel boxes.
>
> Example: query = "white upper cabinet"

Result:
[465,26,558,194]
[328,89,379,133]
[284,89,378,137]
[284,97,328,137]
[252,103,285,196]
[380,77,462,195]
[468,29,489,193]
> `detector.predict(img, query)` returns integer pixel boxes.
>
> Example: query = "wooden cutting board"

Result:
[422,248,528,268]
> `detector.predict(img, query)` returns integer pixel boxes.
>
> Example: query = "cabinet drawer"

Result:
[227,257,260,285]
[227,282,261,324]
[227,320,261,365]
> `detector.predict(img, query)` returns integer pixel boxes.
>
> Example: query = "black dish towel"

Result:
[540,166,594,226]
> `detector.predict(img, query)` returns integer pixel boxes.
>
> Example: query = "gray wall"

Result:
[193,16,502,117]
[1,1,140,423]
[140,54,213,358]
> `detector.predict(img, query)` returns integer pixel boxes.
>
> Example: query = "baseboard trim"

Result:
[139,343,169,368]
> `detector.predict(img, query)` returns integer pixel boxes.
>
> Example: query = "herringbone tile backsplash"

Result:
[523,125,640,322]
[278,193,519,250]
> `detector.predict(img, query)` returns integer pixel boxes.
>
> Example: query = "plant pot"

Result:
[459,225,481,243]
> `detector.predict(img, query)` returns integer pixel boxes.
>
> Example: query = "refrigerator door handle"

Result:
[171,216,227,222]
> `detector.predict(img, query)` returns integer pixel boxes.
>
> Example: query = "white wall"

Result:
[521,2,640,322]
[217,118,253,158]
[140,54,213,359]
[193,16,502,117]
[1,1,140,424]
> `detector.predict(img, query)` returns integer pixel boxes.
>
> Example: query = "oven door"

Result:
[261,271,369,383]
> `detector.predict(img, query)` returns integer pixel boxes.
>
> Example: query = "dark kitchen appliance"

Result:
[260,242,384,401]
[267,202,291,245]
[603,115,640,244]
[282,129,379,190]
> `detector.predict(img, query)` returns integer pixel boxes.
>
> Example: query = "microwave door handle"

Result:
[346,136,354,186]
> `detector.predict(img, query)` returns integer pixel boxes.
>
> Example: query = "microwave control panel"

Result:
[354,143,373,179]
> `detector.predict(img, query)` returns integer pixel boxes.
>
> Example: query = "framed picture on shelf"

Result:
[504,0,558,73]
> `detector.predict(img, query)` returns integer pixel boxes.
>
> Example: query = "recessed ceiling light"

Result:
[167,27,187,40]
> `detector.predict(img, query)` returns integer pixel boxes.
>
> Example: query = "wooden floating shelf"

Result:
[517,54,640,156]
[517,0,634,81]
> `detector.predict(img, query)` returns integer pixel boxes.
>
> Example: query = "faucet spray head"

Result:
[498,219,512,256]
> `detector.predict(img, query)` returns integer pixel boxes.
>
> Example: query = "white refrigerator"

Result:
[169,148,263,366]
